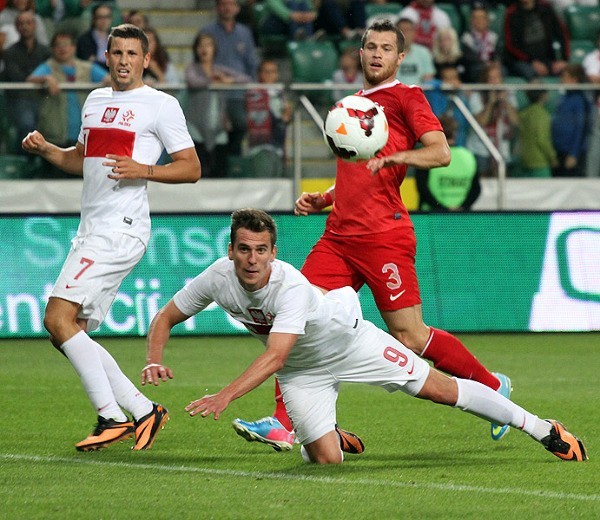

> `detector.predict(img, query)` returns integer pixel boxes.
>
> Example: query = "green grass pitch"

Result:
[1,333,598,519]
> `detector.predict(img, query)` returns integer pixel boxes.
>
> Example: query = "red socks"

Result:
[422,328,500,390]
[272,379,293,431]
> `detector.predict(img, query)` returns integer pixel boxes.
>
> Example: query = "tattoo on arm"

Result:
[147,165,154,177]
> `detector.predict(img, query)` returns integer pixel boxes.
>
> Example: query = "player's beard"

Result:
[363,62,397,87]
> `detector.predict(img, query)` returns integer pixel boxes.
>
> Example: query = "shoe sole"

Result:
[132,410,169,451]
[336,427,365,454]
[491,373,512,441]
[75,428,135,452]
[232,421,293,452]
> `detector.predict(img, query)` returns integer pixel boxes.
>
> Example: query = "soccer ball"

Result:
[323,95,388,162]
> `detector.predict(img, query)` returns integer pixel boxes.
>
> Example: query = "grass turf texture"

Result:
[1,333,598,519]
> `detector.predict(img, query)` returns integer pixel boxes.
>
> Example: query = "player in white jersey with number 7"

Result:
[142,209,587,464]
[22,24,201,452]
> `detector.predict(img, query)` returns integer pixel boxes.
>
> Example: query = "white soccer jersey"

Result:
[77,85,194,245]
[173,258,362,370]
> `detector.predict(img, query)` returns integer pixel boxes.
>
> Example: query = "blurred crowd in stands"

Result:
[0,0,598,185]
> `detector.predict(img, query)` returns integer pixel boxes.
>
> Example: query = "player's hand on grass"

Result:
[141,362,173,386]
[294,192,328,215]
[185,392,230,420]
[104,154,147,180]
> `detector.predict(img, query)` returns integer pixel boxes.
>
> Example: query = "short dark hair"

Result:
[107,23,149,55]
[230,209,277,247]
[361,19,405,53]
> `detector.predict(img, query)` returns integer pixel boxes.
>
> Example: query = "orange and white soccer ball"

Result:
[323,95,388,162]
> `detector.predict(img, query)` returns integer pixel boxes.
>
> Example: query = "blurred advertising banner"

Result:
[1,212,599,338]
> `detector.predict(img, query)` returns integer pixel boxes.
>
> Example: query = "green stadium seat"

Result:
[569,39,595,64]
[287,40,339,82]
[564,5,600,41]
[287,40,339,105]
[539,76,561,113]
[504,75,530,110]
[437,3,462,34]
[365,2,401,21]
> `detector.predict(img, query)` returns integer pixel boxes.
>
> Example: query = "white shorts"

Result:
[278,320,431,445]
[51,233,146,331]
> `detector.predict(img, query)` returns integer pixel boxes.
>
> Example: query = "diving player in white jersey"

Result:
[21,24,201,452]
[142,209,587,464]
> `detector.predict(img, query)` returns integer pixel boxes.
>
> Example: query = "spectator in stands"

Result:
[35,0,93,38]
[202,0,259,164]
[259,0,317,40]
[27,31,108,176]
[460,2,500,83]
[0,0,48,53]
[583,31,600,177]
[398,0,451,50]
[466,61,518,177]
[143,27,180,85]
[551,63,592,177]
[0,9,49,153]
[245,58,292,176]
[416,113,480,211]
[432,26,465,78]
[185,32,252,178]
[395,14,435,86]
[330,46,362,101]
[313,0,365,41]
[76,2,112,71]
[425,64,469,146]
[518,88,557,177]
[503,0,569,80]
[125,9,149,30]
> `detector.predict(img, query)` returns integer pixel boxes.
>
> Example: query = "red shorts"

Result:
[301,229,421,312]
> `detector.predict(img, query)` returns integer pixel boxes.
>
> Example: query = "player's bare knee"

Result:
[416,370,458,405]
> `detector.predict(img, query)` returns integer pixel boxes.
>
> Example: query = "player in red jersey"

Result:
[232,19,512,451]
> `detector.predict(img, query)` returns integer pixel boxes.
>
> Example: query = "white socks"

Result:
[61,331,152,422]
[95,343,153,421]
[61,331,128,422]
[454,378,552,442]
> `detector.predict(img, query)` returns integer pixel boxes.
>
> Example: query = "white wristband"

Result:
[142,363,162,371]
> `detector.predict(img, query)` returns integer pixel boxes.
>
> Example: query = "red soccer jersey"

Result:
[325,81,442,236]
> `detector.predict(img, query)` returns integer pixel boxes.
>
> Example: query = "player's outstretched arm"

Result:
[142,300,190,386]
[294,187,335,216]
[22,131,84,176]
[185,332,297,420]
[104,147,201,184]
[367,130,451,173]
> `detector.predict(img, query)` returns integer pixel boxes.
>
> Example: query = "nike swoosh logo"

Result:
[407,362,415,375]
[389,290,406,301]
[65,284,79,289]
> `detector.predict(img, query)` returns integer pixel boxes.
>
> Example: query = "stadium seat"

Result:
[504,76,530,110]
[539,76,561,113]
[564,5,600,41]
[365,2,401,22]
[287,40,339,105]
[437,3,463,34]
[569,39,595,64]
[247,145,286,178]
